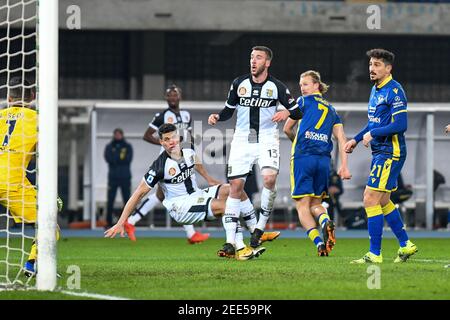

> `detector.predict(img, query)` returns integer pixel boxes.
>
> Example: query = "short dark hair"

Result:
[165,84,182,97]
[113,128,124,135]
[251,46,273,61]
[9,77,33,102]
[366,48,395,66]
[158,123,177,139]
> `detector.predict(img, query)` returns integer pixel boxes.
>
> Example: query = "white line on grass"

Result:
[60,290,130,300]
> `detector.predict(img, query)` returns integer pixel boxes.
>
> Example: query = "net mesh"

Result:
[0,0,37,289]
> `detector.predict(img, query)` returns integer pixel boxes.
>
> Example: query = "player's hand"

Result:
[362,132,373,148]
[344,139,357,153]
[445,124,450,134]
[272,110,290,123]
[104,223,125,238]
[208,114,220,126]
[338,166,352,180]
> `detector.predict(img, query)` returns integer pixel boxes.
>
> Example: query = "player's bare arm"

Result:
[332,124,352,180]
[104,179,151,238]
[283,118,298,142]
[194,158,222,186]
[143,126,161,145]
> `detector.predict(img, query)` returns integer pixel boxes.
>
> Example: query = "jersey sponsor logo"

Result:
[167,117,174,123]
[239,97,275,108]
[169,167,177,176]
[238,87,247,96]
[393,88,399,94]
[266,89,273,97]
[304,130,328,143]
[369,115,381,123]
[171,166,194,184]
[377,95,385,104]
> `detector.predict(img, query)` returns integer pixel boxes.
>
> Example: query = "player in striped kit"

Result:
[208,46,302,258]
[124,85,211,244]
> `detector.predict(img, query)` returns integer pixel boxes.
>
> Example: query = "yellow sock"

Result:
[318,213,330,229]
[28,242,37,262]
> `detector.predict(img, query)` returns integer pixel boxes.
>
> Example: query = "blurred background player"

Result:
[345,49,418,264]
[105,124,265,260]
[283,71,351,257]
[209,46,302,255]
[124,85,210,244]
[0,77,61,276]
[104,128,133,228]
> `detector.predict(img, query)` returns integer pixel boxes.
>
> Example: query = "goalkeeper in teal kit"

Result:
[345,49,418,264]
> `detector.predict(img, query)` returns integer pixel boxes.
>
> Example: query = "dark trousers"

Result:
[106,179,131,226]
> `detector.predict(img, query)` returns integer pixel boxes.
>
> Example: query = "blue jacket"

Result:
[104,139,133,181]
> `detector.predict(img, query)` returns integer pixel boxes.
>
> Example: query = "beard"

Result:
[251,65,266,77]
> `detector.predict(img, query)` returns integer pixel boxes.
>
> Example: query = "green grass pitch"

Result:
[1,237,449,300]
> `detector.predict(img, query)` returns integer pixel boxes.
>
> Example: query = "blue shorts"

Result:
[291,154,330,199]
[366,154,405,192]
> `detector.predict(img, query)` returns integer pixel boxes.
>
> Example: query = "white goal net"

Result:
[0,0,58,291]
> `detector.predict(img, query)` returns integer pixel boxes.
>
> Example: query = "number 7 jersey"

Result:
[0,106,37,188]
[292,93,342,157]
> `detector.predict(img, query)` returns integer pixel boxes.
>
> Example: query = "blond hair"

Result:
[300,70,329,94]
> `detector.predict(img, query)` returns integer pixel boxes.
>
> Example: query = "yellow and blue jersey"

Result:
[290,93,341,199]
[0,106,37,189]
[366,75,407,159]
[292,93,342,158]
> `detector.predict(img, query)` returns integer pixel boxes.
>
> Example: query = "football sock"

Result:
[183,225,196,239]
[383,201,409,247]
[366,205,384,256]
[128,193,160,225]
[223,197,241,245]
[255,187,277,231]
[307,228,324,247]
[27,241,37,262]
[318,213,330,230]
[240,198,257,233]
[235,222,245,251]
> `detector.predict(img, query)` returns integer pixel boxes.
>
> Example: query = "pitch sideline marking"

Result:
[60,290,130,300]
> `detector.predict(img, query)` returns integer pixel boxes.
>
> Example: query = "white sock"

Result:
[240,198,257,233]
[127,193,160,225]
[235,221,245,251]
[222,197,241,245]
[183,224,196,238]
[255,187,277,231]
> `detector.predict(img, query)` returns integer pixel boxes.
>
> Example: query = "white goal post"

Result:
[36,0,58,291]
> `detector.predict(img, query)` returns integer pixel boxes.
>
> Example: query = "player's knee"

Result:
[262,174,277,189]
[218,184,230,199]
[363,190,379,207]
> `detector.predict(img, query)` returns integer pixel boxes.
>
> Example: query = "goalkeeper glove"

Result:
[57,196,63,212]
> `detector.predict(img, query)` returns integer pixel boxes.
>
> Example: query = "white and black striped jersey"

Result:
[149,108,192,137]
[224,74,298,140]
[143,148,200,200]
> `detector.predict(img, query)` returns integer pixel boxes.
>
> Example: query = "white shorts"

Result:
[227,133,280,179]
[163,185,222,225]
